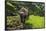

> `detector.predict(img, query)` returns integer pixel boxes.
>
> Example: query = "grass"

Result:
[25,15,45,29]
[7,15,45,29]
[7,15,21,28]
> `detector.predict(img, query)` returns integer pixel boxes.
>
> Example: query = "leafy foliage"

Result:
[5,1,45,29]
[5,1,45,16]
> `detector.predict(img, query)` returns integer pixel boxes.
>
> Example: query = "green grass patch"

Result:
[25,15,45,29]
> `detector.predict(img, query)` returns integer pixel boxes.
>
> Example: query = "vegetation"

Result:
[25,15,44,29]
[5,1,45,29]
